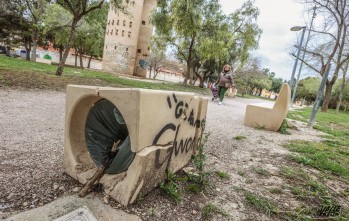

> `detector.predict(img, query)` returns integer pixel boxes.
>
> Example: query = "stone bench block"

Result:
[64,85,208,205]
[244,83,290,131]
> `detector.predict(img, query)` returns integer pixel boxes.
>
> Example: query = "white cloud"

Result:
[220,0,306,80]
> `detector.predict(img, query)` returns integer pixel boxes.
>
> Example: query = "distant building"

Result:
[102,0,156,77]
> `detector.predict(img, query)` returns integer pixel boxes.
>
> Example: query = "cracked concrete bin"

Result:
[64,85,208,205]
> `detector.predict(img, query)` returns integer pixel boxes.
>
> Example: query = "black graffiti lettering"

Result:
[172,93,178,103]
[155,147,174,170]
[152,123,176,145]
[153,123,176,169]
[185,137,193,152]
[171,125,193,156]
[175,101,184,119]
[152,95,207,169]
[188,110,194,126]
[173,125,181,155]
[167,96,172,108]
[195,119,201,128]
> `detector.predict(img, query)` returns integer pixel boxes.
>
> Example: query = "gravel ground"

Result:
[0,88,324,220]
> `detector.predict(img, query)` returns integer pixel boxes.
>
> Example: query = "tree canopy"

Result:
[152,0,262,86]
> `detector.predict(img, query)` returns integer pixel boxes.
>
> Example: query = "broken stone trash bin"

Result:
[64,85,208,205]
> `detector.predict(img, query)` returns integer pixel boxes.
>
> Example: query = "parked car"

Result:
[0,46,6,54]
[6,48,26,58]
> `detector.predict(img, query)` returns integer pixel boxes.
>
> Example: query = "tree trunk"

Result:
[56,19,79,76]
[87,55,92,68]
[59,44,63,62]
[321,82,334,112]
[193,69,204,88]
[24,41,31,61]
[336,93,343,113]
[186,35,196,85]
[186,61,191,85]
[183,75,189,85]
[336,62,349,113]
[199,78,204,88]
[79,50,84,69]
[153,66,160,79]
[75,52,78,66]
[149,65,152,79]
[31,31,38,62]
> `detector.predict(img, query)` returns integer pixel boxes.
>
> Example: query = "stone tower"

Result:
[102,0,156,77]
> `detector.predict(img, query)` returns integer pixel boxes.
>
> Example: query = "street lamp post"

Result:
[307,63,331,128]
[289,26,306,91]
[291,6,317,105]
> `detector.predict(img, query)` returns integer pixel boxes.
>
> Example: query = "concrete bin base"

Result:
[64,85,208,205]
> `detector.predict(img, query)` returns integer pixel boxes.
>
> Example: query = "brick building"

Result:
[102,0,156,77]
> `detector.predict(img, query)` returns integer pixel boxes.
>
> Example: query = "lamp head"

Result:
[290,26,306,31]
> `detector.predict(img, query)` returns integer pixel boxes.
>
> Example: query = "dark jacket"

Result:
[216,71,234,88]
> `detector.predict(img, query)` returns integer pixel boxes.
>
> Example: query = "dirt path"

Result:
[0,88,324,220]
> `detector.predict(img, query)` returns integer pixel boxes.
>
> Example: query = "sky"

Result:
[220,0,306,81]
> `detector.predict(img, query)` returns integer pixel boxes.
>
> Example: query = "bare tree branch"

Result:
[311,29,337,40]
[82,0,104,17]
[61,0,75,15]
[292,53,321,73]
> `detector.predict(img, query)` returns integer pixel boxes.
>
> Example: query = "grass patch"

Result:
[279,166,310,181]
[148,206,157,217]
[287,107,349,146]
[237,169,246,177]
[215,171,230,179]
[284,140,349,178]
[239,165,349,220]
[201,203,229,220]
[253,167,270,176]
[160,171,182,203]
[278,119,291,134]
[286,108,349,180]
[278,166,348,219]
[0,56,209,94]
[245,178,253,184]
[187,133,211,193]
[269,188,282,194]
[233,135,247,141]
[244,191,278,216]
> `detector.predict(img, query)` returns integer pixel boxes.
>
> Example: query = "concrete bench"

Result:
[244,83,290,131]
[64,85,207,205]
